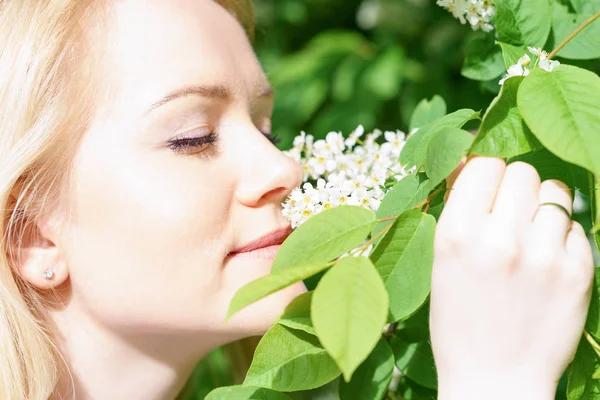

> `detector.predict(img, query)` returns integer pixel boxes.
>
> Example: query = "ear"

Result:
[10,202,69,290]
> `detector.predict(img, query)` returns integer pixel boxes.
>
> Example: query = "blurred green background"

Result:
[254,0,497,150]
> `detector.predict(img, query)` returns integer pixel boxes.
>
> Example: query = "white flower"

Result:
[536,49,560,72]
[281,126,413,227]
[500,48,560,85]
[293,131,308,149]
[325,131,346,155]
[527,46,543,57]
[539,57,560,72]
[438,0,496,31]
[283,147,302,163]
[498,54,531,85]
[344,125,365,148]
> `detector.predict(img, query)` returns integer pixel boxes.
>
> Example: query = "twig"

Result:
[548,11,600,60]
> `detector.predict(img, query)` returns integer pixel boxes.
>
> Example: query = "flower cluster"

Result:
[437,0,495,32]
[281,125,413,229]
[498,46,560,85]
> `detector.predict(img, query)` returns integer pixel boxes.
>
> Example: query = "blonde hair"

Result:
[0,1,254,399]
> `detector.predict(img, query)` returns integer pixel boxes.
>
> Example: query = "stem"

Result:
[548,11,600,60]
[423,202,432,214]
[585,330,600,358]
[415,187,445,210]
[375,186,446,224]
[357,220,395,256]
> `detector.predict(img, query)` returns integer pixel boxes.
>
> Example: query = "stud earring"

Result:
[43,268,54,280]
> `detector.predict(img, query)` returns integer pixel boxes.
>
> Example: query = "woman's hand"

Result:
[430,156,595,400]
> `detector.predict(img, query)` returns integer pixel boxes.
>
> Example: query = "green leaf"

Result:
[205,385,292,400]
[471,76,542,158]
[276,291,315,335]
[227,263,328,319]
[461,36,506,81]
[551,0,600,60]
[586,269,600,341]
[425,127,475,186]
[590,175,600,250]
[409,95,447,131]
[518,65,600,177]
[271,205,376,272]
[370,209,436,322]
[495,0,552,47]
[390,336,438,390]
[371,174,436,248]
[508,148,589,194]
[338,339,395,400]
[244,324,340,391]
[395,377,438,400]
[570,0,600,13]
[400,109,480,170]
[499,42,535,68]
[394,300,431,343]
[567,337,600,399]
[311,256,389,381]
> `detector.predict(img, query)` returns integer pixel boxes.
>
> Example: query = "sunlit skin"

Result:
[23,1,305,399]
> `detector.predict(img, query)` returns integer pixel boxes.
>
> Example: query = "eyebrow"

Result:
[145,83,274,114]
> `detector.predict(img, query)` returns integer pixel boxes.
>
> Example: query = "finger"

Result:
[566,221,595,273]
[531,179,573,246]
[491,162,541,233]
[443,156,506,219]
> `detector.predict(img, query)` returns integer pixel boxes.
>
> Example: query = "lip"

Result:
[228,225,294,255]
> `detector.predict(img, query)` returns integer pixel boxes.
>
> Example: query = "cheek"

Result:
[64,134,232,332]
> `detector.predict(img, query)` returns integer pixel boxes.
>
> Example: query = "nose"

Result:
[235,130,304,207]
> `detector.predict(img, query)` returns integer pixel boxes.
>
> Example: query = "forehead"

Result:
[101,0,266,112]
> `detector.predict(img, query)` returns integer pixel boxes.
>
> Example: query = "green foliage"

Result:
[495,0,552,47]
[312,256,389,381]
[425,127,474,186]
[586,269,600,341]
[461,35,506,81]
[400,109,480,170]
[270,205,375,272]
[518,65,600,176]
[276,291,315,335]
[551,0,600,60]
[390,336,437,390]
[499,42,535,68]
[371,174,435,248]
[370,209,436,322]
[471,76,542,158]
[338,339,395,400]
[227,262,331,319]
[205,386,292,400]
[409,95,447,131]
[568,338,600,399]
[244,324,341,391]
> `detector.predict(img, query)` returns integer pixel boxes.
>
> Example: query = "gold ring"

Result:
[537,202,572,219]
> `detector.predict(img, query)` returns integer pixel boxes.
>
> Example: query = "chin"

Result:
[224,281,307,338]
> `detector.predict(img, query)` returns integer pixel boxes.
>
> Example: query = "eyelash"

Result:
[167,130,281,154]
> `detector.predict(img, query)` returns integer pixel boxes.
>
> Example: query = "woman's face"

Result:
[60,0,305,345]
